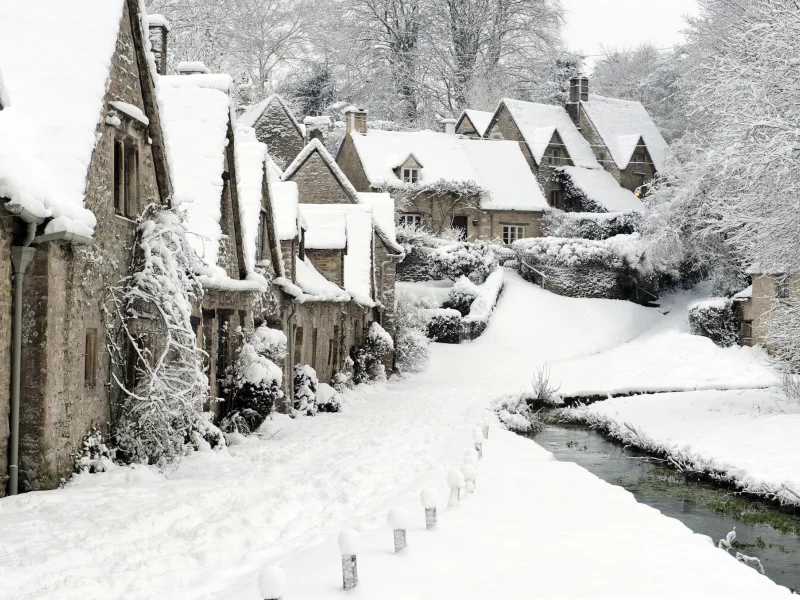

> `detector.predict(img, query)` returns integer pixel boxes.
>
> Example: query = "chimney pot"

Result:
[175,61,211,76]
[147,15,170,76]
[441,118,457,136]
[345,106,367,135]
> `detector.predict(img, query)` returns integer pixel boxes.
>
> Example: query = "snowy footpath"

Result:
[0,272,792,598]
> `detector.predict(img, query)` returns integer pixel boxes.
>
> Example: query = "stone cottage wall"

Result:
[335,134,374,193]
[306,249,344,286]
[484,105,538,176]
[289,151,351,204]
[741,275,800,347]
[254,103,305,170]
[0,209,16,495]
[17,1,164,492]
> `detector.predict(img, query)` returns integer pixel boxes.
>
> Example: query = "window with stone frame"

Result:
[776,274,790,298]
[741,320,753,343]
[114,136,139,218]
[549,190,563,209]
[402,167,419,183]
[631,153,646,173]
[399,213,422,227]
[545,147,562,166]
[502,225,524,245]
[84,328,97,387]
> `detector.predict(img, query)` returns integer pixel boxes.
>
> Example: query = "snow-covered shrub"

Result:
[108,206,222,465]
[531,364,562,402]
[222,333,284,434]
[442,276,478,315]
[430,239,498,283]
[73,426,113,474]
[332,365,354,393]
[543,210,641,240]
[688,298,739,348]
[424,309,462,344]
[493,393,544,434]
[393,299,431,373]
[251,325,288,363]
[316,382,343,413]
[293,364,319,416]
[352,322,394,383]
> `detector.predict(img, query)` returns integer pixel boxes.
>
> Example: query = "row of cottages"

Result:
[0,1,399,495]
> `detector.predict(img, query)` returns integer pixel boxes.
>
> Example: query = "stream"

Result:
[531,424,800,593]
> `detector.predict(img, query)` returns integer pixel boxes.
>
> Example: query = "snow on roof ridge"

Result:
[160,73,233,94]
[498,98,600,169]
[237,93,305,136]
[234,123,271,272]
[462,109,493,137]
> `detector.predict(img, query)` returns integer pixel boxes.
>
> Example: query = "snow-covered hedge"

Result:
[423,308,462,344]
[514,234,658,302]
[352,322,394,383]
[443,276,479,315]
[394,299,431,373]
[461,267,504,340]
[688,298,740,348]
[543,210,641,241]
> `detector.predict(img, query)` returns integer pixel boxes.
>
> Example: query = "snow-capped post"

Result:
[464,448,479,468]
[482,416,490,440]
[461,464,477,493]
[473,427,485,458]
[421,488,437,529]
[388,508,410,553]
[447,469,465,507]
[258,565,286,600]
[338,529,361,591]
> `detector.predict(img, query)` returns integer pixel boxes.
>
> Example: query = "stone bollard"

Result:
[387,508,411,553]
[447,469,465,507]
[473,427,484,458]
[258,565,286,600]
[461,464,477,493]
[482,417,490,440]
[338,529,361,590]
[421,488,438,529]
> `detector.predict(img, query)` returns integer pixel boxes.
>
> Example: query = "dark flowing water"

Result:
[532,424,800,593]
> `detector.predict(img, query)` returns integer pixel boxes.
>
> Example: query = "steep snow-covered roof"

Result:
[266,159,303,241]
[462,109,493,137]
[158,74,233,272]
[350,130,548,212]
[234,125,268,270]
[300,204,376,306]
[238,94,305,137]
[559,166,645,213]
[294,257,350,302]
[356,192,400,250]
[582,94,669,172]
[0,0,126,235]
[500,99,600,169]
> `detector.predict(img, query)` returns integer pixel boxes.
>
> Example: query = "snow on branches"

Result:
[107,205,221,465]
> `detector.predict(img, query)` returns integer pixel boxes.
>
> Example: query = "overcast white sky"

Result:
[561,0,699,70]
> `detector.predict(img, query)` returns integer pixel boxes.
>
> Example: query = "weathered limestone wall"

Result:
[0,208,17,496]
[374,235,397,333]
[455,117,481,139]
[17,2,163,491]
[741,275,800,347]
[254,103,305,170]
[484,105,538,176]
[289,152,351,204]
[306,249,344,286]
[335,134,373,193]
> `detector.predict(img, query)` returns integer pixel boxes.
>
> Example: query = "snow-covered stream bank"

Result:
[0,273,793,598]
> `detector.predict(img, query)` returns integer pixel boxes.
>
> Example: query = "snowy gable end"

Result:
[0,0,130,234]
[238,94,305,170]
[555,166,644,213]
[457,109,493,138]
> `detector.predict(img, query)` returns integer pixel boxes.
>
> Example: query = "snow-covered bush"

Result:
[430,239,498,283]
[443,276,478,316]
[332,364,354,393]
[108,206,222,465]
[222,332,284,434]
[424,309,462,344]
[316,382,343,413]
[73,426,113,474]
[293,364,319,416]
[352,323,394,383]
[250,325,288,363]
[493,393,545,434]
[543,210,641,241]
[688,298,739,348]
[393,299,431,373]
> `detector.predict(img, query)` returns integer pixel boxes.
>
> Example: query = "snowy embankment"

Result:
[0,273,787,598]
[224,425,791,600]
[548,286,778,398]
[560,388,800,507]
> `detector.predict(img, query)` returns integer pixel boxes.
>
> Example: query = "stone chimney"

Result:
[441,118,457,136]
[567,75,589,126]
[304,115,331,144]
[147,15,170,76]
[175,61,211,76]
[345,106,367,135]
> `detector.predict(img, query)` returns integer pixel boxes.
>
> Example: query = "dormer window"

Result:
[631,153,645,172]
[402,168,419,184]
[546,147,562,166]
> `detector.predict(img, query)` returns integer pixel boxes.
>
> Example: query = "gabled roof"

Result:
[285,139,404,252]
[238,93,305,138]
[349,130,549,212]
[234,124,270,271]
[459,109,493,137]
[582,94,669,171]
[497,99,601,169]
[558,166,645,213]
[0,0,127,235]
[266,159,304,242]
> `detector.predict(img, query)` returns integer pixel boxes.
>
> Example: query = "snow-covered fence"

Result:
[259,566,286,600]
[473,427,485,458]
[688,298,740,347]
[338,529,361,590]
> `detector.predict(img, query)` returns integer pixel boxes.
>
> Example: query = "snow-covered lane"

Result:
[0,273,784,599]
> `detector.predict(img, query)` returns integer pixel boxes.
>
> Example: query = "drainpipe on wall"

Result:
[8,222,37,496]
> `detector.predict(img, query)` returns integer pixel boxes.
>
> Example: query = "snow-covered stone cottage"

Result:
[455,109,493,139]
[336,108,549,244]
[239,94,306,171]
[0,0,172,494]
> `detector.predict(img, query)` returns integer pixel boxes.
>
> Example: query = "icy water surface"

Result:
[533,425,800,593]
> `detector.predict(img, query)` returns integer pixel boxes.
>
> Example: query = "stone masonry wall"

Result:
[0,209,17,495]
[335,134,373,193]
[742,275,800,347]
[17,2,164,491]
[306,249,344,286]
[254,103,305,171]
[289,151,351,204]
[485,105,538,176]
[455,117,481,139]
